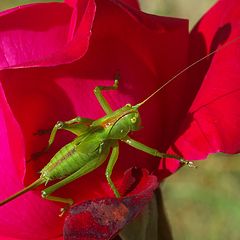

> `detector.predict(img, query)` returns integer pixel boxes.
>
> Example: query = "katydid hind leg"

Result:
[94,74,119,114]
[105,143,120,198]
[41,194,74,217]
[0,178,44,206]
[41,147,110,215]
[122,136,197,168]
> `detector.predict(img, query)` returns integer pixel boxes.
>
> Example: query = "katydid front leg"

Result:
[122,136,197,168]
[94,77,119,114]
[105,143,120,198]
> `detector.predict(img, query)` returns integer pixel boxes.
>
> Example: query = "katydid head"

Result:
[108,104,141,139]
[127,110,141,131]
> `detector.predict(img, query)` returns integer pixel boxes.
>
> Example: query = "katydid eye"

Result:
[131,117,137,123]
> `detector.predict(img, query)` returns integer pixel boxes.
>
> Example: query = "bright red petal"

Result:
[0,82,65,239]
[168,0,240,164]
[0,1,95,69]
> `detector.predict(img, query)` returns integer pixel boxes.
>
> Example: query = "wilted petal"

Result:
[64,168,158,240]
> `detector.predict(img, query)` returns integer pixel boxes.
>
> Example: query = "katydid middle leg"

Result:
[105,143,120,198]
[122,136,197,168]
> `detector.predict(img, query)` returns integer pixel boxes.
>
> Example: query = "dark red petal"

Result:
[168,0,240,165]
[0,1,95,69]
[64,168,158,240]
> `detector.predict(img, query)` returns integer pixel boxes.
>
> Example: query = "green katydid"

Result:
[0,79,195,216]
[0,37,238,215]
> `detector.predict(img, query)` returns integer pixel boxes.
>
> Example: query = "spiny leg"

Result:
[41,194,74,217]
[105,143,120,198]
[122,136,197,168]
[94,74,119,114]
[47,117,93,150]
[35,117,92,136]
[32,117,93,160]
[31,117,93,159]
[41,148,110,215]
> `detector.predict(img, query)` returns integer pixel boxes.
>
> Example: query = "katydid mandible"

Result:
[0,37,238,215]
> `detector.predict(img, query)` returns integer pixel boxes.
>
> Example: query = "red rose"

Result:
[0,0,239,240]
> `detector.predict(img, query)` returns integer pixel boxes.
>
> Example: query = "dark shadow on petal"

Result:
[119,167,143,196]
[210,24,231,55]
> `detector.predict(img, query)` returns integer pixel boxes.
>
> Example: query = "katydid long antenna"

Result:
[134,35,240,109]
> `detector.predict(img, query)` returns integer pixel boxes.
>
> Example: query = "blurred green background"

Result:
[1,1,239,240]
[0,0,216,28]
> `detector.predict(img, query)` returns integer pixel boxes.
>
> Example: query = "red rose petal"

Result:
[0,82,66,239]
[0,0,96,68]
[168,0,240,163]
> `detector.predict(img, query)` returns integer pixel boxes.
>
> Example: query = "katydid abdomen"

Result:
[41,139,107,181]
